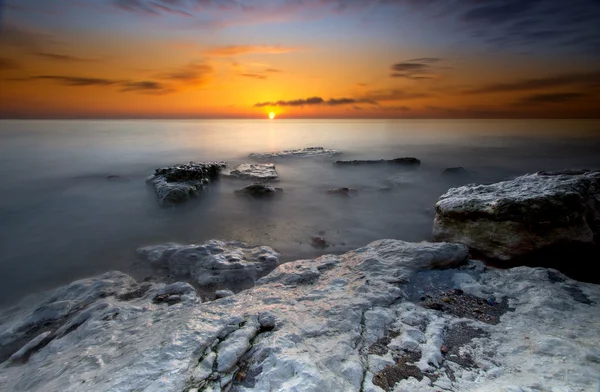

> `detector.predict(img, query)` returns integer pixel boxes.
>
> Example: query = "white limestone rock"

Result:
[146,161,226,205]
[137,240,280,287]
[433,170,600,262]
[1,240,598,392]
[249,146,341,159]
[222,163,279,181]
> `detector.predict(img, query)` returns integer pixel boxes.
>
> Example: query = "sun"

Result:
[268,112,275,119]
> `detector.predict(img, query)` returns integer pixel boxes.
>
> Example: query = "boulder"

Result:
[249,147,341,159]
[433,170,600,264]
[335,157,420,167]
[222,163,279,181]
[146,162,226,204]
[234,183,283,197]
[137,240,280,287]
[1,240,599,392]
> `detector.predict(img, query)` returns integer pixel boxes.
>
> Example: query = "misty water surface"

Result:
[0,119,599,306]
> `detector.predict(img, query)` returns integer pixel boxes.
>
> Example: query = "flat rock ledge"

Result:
[249,147,341,159]
[2,239,598,392]
[433,170,600,266]
[147,162,226,204]
[137,240,280,287]
[335,157,420,167]
[222,163,279,182]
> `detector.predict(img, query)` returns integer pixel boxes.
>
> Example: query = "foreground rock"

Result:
[1,240,599,392]
[433,170,600,265]
[137,240,280,288]
[335,157,420,167]
[234,183,283,198]
[249,147,341,159]
[222,163,279,181]
[146,162,226,204]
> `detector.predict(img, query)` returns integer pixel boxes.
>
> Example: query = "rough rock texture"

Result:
[222,163,279,181]
[137,240,280,288]
[335,157,420,167]
[1,240,599,392]
[433,170,600,263]
[249,147,341,159]
[146,162,226,204]
[234,183,283,198]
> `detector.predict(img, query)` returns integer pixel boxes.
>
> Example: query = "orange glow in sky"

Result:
[0,1,598,118]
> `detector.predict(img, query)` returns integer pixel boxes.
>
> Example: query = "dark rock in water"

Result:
[249,147,341,159]
[378,186,393,192]
[146,161,226,205]
[442,167,469,176]
[334,157,420,167]
[311,236,329,249]
[235,183,283,197]
[327,187,359,197]
[433,169,600,270]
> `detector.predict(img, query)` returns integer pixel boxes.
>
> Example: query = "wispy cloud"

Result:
[17,74,174,94]
[32,52,93,62]
[515,92,593,105]
[157,63,212,85]
[239,73,267,80]
[254,96,374,107]
[204,45,296,57]
[111,0,193,17]
[33,75,121,86]
[390,58,443,79]
[120,80,173,94]
[464,72,600,94]
[0,57,21,70]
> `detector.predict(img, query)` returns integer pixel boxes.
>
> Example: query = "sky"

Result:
[0,0,599,119]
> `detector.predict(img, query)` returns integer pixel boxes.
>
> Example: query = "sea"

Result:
[0,119,599,307]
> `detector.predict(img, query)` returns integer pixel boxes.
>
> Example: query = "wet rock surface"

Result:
[1,241,599,392]
[442,167,469,177]
[146,161,226,204]
[234,183,283,197]
[433,170,600,268]
[137,240,280,289]
[222,163,279,181]
[334,157,421,167]
[249,147,341,159]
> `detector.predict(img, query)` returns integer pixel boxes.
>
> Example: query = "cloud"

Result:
[464,72,600,94]
[265,68,281,73]
[33,75,121,86]
[254,96,374,107]
[516,92,593,105]
[204,45,296,56]
[361,89,431,102]
[390,58,443,80]
[20,74,174,94]
[239,73,267,79]
[32,52,92,62]
[111,0,193,17]
[0,57,20,70]
[157,63,212,85]
[120,80,173,94]
[0,24,50,51]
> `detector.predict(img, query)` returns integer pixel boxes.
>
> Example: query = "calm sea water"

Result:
[0,119,599,305]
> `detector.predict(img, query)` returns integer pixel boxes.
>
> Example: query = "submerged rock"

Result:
[146,161,226,204]
[222,163,279,181]
[234,183,283,197]
[249,146,341,159]
[137,240,280,287]
[334,157,420,167]
[433,170,600,265]
[327,187,359,197]
[1,240,599,391]
[442,167,469,177]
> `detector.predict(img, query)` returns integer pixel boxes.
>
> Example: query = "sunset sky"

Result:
[0,0,599,118]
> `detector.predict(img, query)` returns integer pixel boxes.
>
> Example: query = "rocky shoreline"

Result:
[1,158,599,391]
